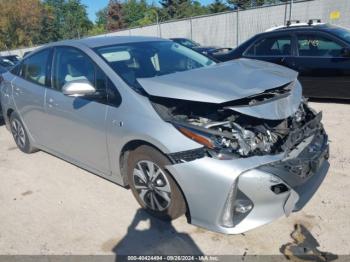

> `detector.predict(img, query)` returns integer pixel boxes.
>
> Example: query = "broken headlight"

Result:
[174,123,239,160]
[174,121,279,160]
[174,124,246,160]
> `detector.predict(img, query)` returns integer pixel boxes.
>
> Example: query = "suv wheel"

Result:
[127,145,186,220]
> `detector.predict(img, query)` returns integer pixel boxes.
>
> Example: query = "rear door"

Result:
[293,32,350,98]
[42,46,110,174]
[243,33,296,69]
[11,49,52,143]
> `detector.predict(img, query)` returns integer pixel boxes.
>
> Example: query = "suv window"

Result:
[245,35,292,56]
[21,50,50,86]
[297,34,344,57]
[52,47,95,91]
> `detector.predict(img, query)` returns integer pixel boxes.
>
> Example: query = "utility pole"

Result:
[289,0,293,21]
[152,9,161,37]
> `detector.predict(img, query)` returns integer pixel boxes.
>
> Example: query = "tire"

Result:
[127,145,186,220]
[9,112,37,154]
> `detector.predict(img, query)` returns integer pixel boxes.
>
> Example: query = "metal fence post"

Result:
[236,8,239,47]
[190,17,193,40]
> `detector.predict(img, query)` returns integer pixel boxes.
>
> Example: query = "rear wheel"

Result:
[10,112,37,153]
[127,145,186,220]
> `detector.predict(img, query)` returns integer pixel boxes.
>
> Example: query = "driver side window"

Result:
[52,47,95,91]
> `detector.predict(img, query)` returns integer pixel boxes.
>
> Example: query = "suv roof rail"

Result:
[307,19,322,25]
[286,20,300,27]
[265,19,324,32]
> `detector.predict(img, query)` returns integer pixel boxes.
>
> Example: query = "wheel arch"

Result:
[4,108,15,129]
[119,139,172,186]
[118,139,192,221]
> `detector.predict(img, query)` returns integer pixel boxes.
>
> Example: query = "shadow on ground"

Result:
[113,209,203,258]
[280,224,338,262]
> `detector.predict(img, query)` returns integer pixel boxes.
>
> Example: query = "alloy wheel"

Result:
[11,118,26,149]
[132,160,171,212]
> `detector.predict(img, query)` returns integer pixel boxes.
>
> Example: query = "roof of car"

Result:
[265,23,338,33]
[49,35,166,49]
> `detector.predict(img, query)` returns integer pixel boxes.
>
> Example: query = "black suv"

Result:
[214,23,350,99]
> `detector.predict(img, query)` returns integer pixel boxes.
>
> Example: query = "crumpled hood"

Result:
[138,58,298,104]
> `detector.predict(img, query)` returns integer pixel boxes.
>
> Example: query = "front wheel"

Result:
[127,145,186,220]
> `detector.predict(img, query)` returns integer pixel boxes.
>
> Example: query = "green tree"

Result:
[209,0,230,13]
[0,0,43,49]
[122,0,147,27]
[190,1,209,16]
[226,0,265,9]
[96,7,108,28]
[39,4,57,43]
[61,0,92,39]
[88,24,107,36]
[107,0,125,31]
[42,0,65,41]
[136,7,161,26]
[160,0,198,20]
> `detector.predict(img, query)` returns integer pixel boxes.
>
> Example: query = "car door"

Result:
[11,49,52,143]
[43,46,110,175]
[293,32,350,99]
[243,33,296,69]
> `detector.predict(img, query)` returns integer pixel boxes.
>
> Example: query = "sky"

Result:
[81,0,215,22]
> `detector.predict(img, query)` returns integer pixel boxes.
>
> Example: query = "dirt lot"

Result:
[0,101,349,259]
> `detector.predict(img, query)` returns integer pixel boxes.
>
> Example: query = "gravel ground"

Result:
[0,101,349,259]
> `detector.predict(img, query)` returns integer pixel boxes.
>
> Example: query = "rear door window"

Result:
[297,34,344,57]
[21,50,50,86]
[245,35,292,56]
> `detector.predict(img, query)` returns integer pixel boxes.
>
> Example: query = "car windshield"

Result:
[95,41,215,87]
[327,26,350,43]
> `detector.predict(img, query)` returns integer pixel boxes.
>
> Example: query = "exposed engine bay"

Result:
[151,95,323,159]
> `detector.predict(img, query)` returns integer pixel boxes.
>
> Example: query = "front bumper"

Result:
[166,131,329,234]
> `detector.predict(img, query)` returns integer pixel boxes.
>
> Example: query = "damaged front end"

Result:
[139,60,329,233]
[151,81,324,162]
[149,80,329,234]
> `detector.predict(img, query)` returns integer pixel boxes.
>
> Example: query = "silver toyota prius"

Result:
[0,36,329,234]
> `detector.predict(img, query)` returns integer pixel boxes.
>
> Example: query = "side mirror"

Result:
[62,80,96,97]
[341,47,350,57]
